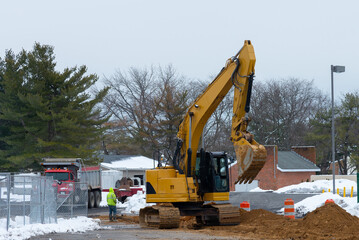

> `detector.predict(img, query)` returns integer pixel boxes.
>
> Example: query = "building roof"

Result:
[100,154,139,163]
[99,154,158,170]
[277,151,320,172]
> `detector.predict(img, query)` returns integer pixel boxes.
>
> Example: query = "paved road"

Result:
[88,206,110,216]
[229,192,318,213]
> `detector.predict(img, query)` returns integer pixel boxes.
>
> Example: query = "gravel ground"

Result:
[30,223,242,240]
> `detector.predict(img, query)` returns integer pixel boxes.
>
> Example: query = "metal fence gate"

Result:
[0,173,88,231]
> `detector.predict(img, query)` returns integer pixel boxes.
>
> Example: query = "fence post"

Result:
[7,174,10,231]
[42,178,45,224]
[23,176,26,226]
[357,173,359,203]
[344,187,346,197]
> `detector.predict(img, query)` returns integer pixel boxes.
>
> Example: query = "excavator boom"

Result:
[176,40,266,184]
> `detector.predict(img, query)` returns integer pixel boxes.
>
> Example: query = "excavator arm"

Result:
[140,40,267,229]
[175,40,267,184]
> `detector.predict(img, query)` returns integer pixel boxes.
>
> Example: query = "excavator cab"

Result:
[196,150,229,194]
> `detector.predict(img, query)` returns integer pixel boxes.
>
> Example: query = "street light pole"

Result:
[331,65,345,194]
[331,65,336,194]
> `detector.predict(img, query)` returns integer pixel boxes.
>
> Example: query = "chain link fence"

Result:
[56,182,88,218]
[0,173,88,231]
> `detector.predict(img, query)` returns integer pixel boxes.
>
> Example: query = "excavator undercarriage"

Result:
[139,203,240,229]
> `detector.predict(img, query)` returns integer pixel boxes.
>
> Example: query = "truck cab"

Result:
[41,158,102,208]
[45,168,77,197]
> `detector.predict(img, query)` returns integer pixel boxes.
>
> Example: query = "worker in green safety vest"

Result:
[107,187,117,221]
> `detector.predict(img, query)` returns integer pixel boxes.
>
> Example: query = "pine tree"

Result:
[336,92,359,174]
[0,43,109,171]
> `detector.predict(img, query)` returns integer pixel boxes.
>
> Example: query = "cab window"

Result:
[45,172,69,181]
[219,158,227,177]
[213,156,228,192]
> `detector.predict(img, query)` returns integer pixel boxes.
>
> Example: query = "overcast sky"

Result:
[1,0,357,99]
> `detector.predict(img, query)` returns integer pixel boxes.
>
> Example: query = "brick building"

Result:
[229,146,320,191]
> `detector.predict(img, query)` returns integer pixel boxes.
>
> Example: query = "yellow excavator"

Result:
[139,40,267,228]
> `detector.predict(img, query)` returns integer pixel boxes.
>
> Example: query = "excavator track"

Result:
[139,205,180,229]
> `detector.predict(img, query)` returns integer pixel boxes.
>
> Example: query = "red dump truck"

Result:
[41,158,102,208]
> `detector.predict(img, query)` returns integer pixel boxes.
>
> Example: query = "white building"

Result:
[100,155,158,188]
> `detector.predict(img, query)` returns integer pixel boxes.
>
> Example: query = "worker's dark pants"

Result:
[108,205,117,220]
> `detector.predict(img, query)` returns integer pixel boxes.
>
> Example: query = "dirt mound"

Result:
[183,204,359,240]
[301,203,359,236]
[239,208,287,224]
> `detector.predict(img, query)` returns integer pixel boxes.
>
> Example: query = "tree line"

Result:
[1,43,358,175]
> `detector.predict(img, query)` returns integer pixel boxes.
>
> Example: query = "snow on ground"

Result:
[254,179,359,217]
[0,190,152,240]
[251,179,357,194]
[0,217,100,240]
[279,192,359,218]
[274,179,357,194]
[250,187,274,192]
[100,190,154,214]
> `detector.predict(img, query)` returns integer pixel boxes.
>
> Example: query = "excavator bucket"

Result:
[234,139,267,184]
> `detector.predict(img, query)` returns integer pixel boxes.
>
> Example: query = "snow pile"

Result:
[100,190,153,214]
[278,192,359,218]
[250,179,357,194]
[274,179,357,194]
[255,179,359,217]
[120,191,154,214]
[0,217,100,240]
[250,187,273,192]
